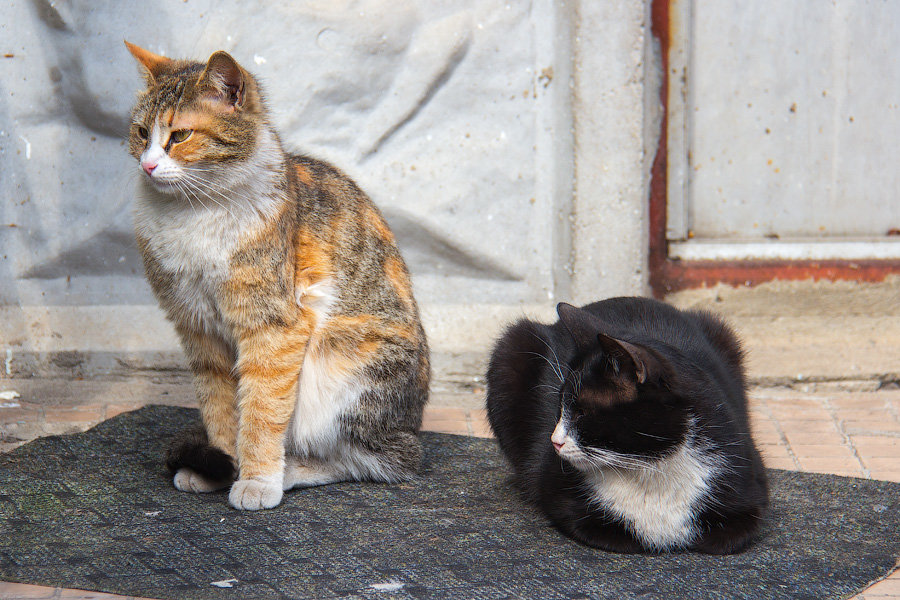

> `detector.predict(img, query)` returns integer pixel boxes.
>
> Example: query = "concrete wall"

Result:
[0,0,656,375]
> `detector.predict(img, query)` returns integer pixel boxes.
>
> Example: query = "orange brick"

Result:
[784,430,845,446]
[835,409,894,421]
[768,408,832,421]
[790,444,856,459]
[776,419,839,433]
[868,470,900,483]
[422,406,467,421]
[0,581,56,598]
[0,405,41,423]
[751,432,784,446]
[851,435,900,450]
[842,420,900,433]
[758,444,792,460]
[829,396,890,409]
[421,421,470,436]
[469,413,494,438]
[766,397,826,409]
[58,587,131,599]
[42,406,104,423]
[797,456,864,475]
[105,403,145,418]
[762,456,797,470]
[861,457,900,471]
[750,419,779,432]
[860,571,900,596]
[749,415,779,428]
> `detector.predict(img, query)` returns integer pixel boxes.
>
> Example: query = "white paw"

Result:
[229,477,283,510]
[173,468,229,493]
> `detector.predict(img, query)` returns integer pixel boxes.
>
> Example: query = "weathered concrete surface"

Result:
[667,277,900,386]
[2,279,897,390]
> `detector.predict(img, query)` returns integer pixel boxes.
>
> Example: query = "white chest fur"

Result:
[132,127,284,339]
[584,438,721,550]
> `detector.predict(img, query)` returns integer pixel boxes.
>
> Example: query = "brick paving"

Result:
[1,380,897,599]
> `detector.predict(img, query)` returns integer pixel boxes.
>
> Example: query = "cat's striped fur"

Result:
[126,42,429,510]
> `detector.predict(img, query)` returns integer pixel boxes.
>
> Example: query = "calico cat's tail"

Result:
[165,424,236,482]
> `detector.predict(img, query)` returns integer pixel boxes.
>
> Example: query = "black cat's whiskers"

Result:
[633,431,673,441]
[582,448,663,474]
[520,350,565,383]
[527,331,574,382]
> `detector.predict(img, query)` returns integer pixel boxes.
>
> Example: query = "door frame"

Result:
[648,0,900,297]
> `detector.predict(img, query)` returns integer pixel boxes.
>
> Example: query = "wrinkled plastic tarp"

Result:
[0,0,554,307]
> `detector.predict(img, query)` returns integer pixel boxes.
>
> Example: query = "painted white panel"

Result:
[669,239,900,261]
[683,0,900,241]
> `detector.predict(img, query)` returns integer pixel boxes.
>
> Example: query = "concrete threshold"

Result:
[1,281,897,389]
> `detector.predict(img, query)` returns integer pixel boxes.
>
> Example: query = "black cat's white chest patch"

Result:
[583,437,722,550]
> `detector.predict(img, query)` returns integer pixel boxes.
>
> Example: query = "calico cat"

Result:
[486,298,768,554]
[125,42,429,510]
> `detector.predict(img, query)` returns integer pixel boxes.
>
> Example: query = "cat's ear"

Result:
[198,51,246,110]
[557,302,608,354]
[124,41,172,83]
[597,334,663,385]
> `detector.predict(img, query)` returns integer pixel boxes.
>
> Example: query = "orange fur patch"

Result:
[295,164,314,185]
[294,227,334,292]
[234,322,312,479]
[168,134,207,163]
[365,208,396,244]
[175,326,239,455]
[385,256,413,308]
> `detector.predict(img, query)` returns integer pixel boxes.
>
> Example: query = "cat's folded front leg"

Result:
[229,322,309,510]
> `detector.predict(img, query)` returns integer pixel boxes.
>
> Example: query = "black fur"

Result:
[165,424,236,483]
[486,297,769,554]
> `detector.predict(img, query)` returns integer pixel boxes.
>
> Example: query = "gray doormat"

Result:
[0,406,898,600]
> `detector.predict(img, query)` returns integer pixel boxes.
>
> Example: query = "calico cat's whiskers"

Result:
[177,171,244,220]
[170,179,199,216]
[179,165,282,221]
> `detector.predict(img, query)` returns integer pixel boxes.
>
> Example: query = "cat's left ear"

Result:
[597,334,663,385]
[198,51,246,110]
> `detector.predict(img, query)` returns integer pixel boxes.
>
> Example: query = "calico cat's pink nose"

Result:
[552,441,564,452]
[142,160,158,175]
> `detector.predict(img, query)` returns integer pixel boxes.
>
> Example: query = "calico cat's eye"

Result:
[170,129,193,144]
[137,126,149,139]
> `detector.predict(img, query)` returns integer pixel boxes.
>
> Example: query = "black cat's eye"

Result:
[568,402,585,421]
[137,126,149,139]
[170,129,193,144]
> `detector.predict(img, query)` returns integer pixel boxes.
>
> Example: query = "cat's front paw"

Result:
[229,476,283,510]
[173,467,230,493]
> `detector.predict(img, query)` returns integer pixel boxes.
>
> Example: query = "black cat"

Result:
[485,297,768,554]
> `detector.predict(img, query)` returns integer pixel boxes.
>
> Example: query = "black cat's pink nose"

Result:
[142,160,158,175]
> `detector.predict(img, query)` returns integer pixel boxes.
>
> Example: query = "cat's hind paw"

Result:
[173,467,230,493]
[282,458,344,490]
[229,476,283,510]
